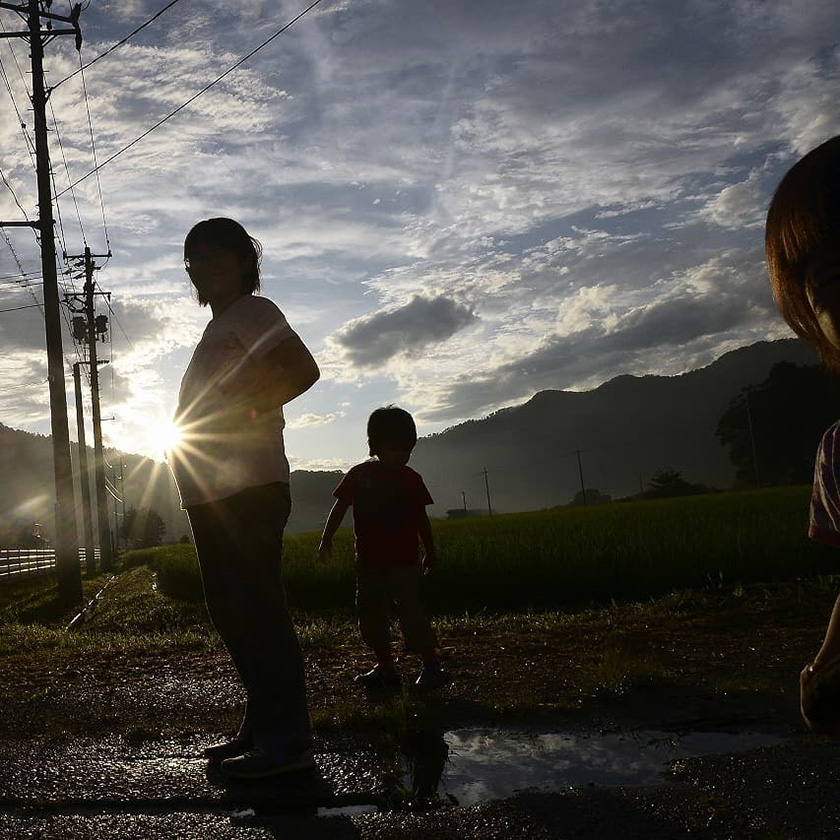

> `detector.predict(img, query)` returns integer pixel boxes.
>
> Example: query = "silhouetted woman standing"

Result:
[168,217,319,778]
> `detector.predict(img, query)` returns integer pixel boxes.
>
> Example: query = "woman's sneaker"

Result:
[220,745,316,779]
[354,665,402,692]
[203,736,252,764]
[415,663,450,690]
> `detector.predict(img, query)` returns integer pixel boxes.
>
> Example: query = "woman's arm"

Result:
[238,333,319,415]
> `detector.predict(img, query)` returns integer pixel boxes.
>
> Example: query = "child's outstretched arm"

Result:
[318,498,350,564]
[418,508,436,574]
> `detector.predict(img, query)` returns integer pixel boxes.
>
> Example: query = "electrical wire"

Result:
[0,377,49,392]
[0,165,32,225]
[50,0,184,91]
[97,283,134,350]
[0,302,43,313]
[0,22,37,169]
[0,229,43,314]
[78,57,111,253]
[49,98,87,249]
[0,273,43,284]
[56,0,328,197]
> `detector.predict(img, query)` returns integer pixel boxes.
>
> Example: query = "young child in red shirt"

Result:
[766,135,840,732]
[318,406,448,690]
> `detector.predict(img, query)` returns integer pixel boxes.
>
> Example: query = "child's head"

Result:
[184,218,262,306]
[367,406,417,463]
[766,135,840,369]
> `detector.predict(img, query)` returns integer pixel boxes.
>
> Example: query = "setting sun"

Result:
[152,418,184,456]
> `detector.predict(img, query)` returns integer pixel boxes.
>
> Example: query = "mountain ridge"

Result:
[0,337,820,541]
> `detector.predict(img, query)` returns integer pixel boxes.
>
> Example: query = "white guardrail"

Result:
[0,548,98,578]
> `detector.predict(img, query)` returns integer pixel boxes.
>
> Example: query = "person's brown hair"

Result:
[766,136,840,368]
[184,217,262,305]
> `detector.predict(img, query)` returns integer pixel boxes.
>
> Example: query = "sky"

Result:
[0,0,839,471]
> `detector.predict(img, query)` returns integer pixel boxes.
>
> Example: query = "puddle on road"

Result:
[413,728,783,807]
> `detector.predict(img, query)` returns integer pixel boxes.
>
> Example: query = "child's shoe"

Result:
[415,663,450,691]
[354,665,402,692]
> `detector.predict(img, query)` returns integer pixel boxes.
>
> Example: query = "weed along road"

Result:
[2,491,840,837]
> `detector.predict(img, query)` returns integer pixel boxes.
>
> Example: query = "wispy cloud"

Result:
[0,0,838,462]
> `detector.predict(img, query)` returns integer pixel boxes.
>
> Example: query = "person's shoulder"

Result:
[821,420,840,443]
[345,460,376,478]
[233,295,285,318]
[402,464,425,481]
[817,421,840,458]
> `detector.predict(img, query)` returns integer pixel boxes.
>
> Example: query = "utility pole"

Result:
[0,1,84,606]
[71,363,95,574]
[461,490,467,511]
[576,449,587,506]
[482,468,493,517]
[743,388,761,488]
[109,462,120,554]
[65,247,113,570]
[111,452,126,549]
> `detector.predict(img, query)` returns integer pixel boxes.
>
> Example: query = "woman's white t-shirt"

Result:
[169,295,294,508]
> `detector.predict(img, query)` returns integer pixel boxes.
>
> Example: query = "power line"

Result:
[0,273,43,283]
[0,21,37,169]
[0,377,48,391]
[78,57,111,252]
[0,165,32,224]
[97,282,134,350]
[0,229,43,314]
[0,301,42,313]
[56,0,328,197]
[49,98,86,248]
[50,0,184,91]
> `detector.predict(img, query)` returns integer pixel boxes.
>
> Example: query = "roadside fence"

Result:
[0,548,99,579]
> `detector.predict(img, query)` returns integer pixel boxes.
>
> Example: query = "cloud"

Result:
[333,295,478,367]
[700,171,767,230]
[286,410,344,429]
[2,0,838,465]
[412,251,783,422]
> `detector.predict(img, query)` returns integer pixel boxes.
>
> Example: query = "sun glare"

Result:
[154,418,184,455]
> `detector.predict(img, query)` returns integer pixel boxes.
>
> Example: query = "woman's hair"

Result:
[367,405,417,455]
[184,217,262,304]
[766,135,840,368]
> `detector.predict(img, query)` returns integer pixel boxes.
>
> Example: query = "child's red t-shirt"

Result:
[334,461,434,567]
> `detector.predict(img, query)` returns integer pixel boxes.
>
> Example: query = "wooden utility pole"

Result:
[65,248,113,570]
[482,468,493,517]
[71,363,95,574]
[743,388,761,488]
[0,1,84,606]
[576,449,587,506]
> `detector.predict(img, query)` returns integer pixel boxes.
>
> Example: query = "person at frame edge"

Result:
[167,216,319,779]
[765,135,840,734]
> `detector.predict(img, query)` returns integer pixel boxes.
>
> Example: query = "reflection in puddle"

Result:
[317,804,379,817]
[435,729,783,806]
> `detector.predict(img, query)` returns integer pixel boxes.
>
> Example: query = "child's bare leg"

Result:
[357,565,398,676]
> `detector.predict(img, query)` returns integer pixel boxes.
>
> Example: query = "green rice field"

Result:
[140,485,838,614]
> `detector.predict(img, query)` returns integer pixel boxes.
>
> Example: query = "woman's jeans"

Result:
[186,482,311,758]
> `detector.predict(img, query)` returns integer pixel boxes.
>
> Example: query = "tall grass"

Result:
[136,485,836,613]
